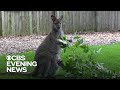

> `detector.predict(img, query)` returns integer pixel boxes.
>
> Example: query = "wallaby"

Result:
[1,15,64,78]
[32,15,64,78]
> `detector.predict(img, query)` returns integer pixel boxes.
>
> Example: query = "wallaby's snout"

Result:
[51,15,63,32]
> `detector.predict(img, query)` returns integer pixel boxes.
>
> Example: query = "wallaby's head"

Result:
[51,15,63,32]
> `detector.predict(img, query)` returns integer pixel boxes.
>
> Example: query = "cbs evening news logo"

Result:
[6,55,37,72]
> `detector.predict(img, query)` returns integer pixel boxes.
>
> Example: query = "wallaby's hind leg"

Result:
[32,66,39,77]
[33,56,51,78]
[41,59,59,78]
[39,59,51,77]
[47,60,58,78]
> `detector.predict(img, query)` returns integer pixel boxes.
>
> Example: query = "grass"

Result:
[90,43,120,72]
[0,43,120,79]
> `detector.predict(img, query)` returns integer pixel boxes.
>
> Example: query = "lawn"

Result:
[89,43,120,72]
[0,43,120,79]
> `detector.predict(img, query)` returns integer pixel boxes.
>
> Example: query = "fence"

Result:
[0,11,120,36]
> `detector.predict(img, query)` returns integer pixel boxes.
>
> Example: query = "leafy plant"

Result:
[58,34,120,79]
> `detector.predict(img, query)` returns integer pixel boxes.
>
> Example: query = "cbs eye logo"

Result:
[6,55,25,61]
[6,55,11,60]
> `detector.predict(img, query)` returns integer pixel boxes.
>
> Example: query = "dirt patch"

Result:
[0,32,120,55]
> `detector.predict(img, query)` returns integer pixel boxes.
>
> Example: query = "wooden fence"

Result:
[0,11,120,36]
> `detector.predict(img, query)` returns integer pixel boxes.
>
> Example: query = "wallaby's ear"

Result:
[51,15,56,22]
[59,15,63,21]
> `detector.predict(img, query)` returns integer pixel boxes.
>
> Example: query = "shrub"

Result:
[58,34,120,79]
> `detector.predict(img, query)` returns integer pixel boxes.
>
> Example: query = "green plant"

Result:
[58,34,120,79]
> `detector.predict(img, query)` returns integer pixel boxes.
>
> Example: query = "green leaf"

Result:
[80,44,87,49]
[74,41,80,47]
[64,48,66,53]
[63,35,67,40]
[73,35,80,39]
[83,47,89,53]
[78,38,83,44]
